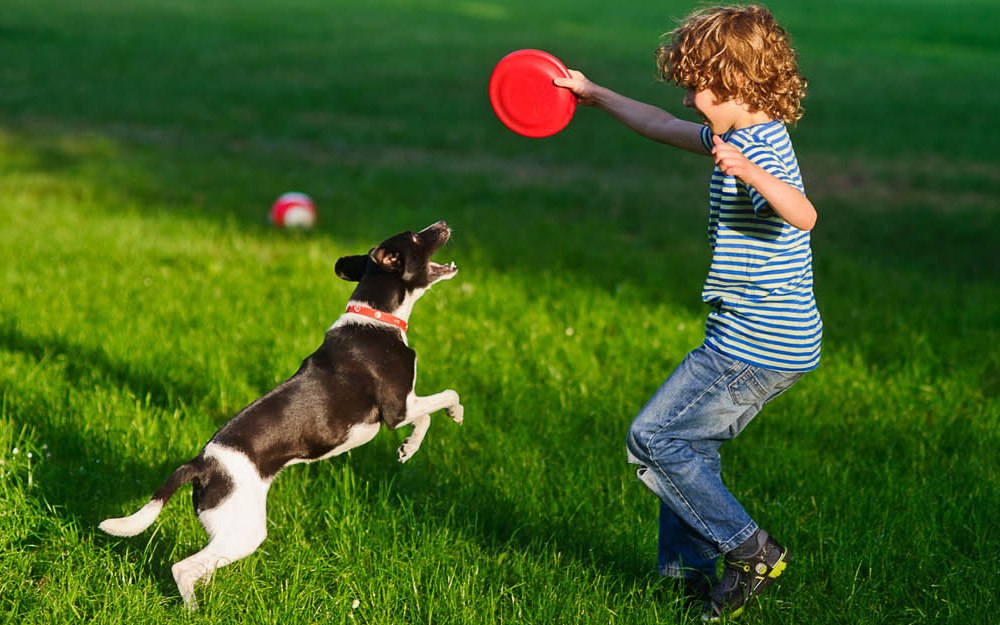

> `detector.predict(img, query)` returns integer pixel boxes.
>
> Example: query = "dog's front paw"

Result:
[397,441,418,463]
[447,403,464,425]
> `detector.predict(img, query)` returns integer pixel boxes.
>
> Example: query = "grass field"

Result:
[2,0,998,623]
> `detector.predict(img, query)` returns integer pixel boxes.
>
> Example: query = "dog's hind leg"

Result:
[172,524,267,609]
[172,444,270,610]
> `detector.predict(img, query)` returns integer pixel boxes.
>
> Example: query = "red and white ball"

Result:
[270,192,316,229]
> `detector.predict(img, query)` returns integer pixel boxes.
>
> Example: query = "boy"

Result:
[554,4,822,620]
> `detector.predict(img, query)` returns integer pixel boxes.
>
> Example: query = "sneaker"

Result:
[703,529,789,621]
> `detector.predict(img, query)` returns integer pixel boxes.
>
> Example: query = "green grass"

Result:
[1,0,998,623]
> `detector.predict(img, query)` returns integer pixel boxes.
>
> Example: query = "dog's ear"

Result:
[369,246,403,274]
[335,254,368,282]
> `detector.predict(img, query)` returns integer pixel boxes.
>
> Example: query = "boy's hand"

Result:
[711,135,757,181]
[553,69,597,106]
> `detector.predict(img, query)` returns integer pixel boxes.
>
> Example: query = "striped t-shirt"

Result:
[698,122,822,371]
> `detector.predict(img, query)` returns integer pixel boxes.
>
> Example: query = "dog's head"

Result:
[335,221,457,314]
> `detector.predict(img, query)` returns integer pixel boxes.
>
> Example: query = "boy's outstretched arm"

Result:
[712,135,817,231]
[554,70,706,155]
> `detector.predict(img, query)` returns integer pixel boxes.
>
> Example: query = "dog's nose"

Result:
[420,220,449,234]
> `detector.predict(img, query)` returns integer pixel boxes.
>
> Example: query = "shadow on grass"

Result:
[0,320,208,417]
[0,318,207,579]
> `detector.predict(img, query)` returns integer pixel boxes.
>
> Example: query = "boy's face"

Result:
[684,87,762,134]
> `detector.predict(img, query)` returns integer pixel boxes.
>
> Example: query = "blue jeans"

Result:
[626,344,803,579]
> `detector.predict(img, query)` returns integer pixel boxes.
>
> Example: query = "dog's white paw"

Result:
[448,403,464,424]
[397,441,418,463]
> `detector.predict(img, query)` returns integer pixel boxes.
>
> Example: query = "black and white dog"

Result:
[100,220,463,609]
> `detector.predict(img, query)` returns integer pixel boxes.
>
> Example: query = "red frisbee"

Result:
[489,49,576,138]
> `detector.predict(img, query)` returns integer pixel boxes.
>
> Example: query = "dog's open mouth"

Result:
[429,260,458,280]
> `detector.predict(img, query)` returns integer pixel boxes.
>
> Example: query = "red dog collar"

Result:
[346,304,408,332]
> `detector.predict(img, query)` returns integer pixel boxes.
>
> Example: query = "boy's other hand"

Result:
[712,135,755,180]
[553,69,596,106]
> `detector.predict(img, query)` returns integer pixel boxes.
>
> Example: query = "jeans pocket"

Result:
[728,367,767,406]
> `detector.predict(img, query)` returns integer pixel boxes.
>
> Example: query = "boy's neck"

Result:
[733,108,774,130]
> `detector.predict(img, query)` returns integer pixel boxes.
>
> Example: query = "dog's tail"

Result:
[99,459,204,537]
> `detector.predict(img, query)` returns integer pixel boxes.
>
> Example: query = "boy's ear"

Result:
[369,246,402,273]
[334,254,368,282]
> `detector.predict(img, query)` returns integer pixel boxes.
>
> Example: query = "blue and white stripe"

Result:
[699,122,822,371]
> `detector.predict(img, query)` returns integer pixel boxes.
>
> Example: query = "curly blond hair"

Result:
[656,4,807,124]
